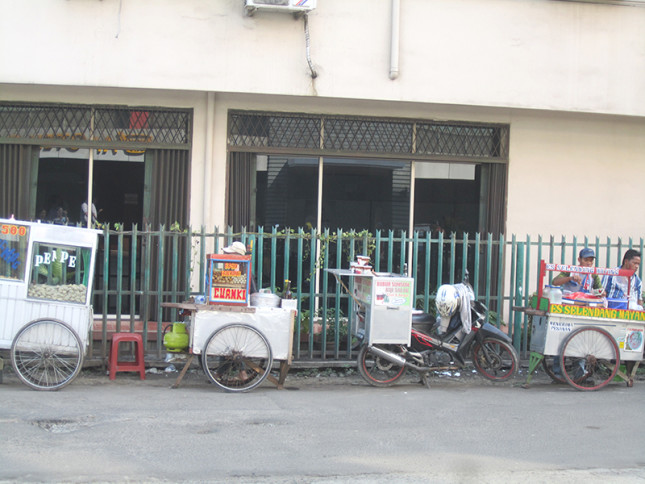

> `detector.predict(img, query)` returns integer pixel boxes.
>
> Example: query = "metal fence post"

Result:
[513,242,525,350]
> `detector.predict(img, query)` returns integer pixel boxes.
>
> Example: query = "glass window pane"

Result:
[28,242,92,304]
[413,162,480,235]
[0,222,30,281]
[258,156,319,229]
[322,158,410,233]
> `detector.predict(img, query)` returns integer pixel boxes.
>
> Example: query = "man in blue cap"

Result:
[551,247,603,294]
[550,247,605,379]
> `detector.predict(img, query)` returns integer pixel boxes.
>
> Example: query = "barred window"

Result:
[0,103,192,149]
[229,110,508,162]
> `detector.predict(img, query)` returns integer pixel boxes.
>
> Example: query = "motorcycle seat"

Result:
[411,311,435,334]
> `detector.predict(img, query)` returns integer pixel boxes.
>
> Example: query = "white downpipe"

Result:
[389,0,400,80]
[314,120,325,314]
[315,155,324,314]
[203,92,215,227]
[408,161,415,276]
[86,110,94,229]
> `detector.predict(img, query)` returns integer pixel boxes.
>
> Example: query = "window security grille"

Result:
[228,111,509,162]
[0,103,192,150]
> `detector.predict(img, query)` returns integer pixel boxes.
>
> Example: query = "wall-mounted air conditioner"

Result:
[245,0,317,16]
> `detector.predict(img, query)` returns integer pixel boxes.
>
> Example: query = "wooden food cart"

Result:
[524,260,644,391]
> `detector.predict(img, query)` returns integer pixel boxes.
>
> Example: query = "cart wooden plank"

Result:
[161,302,256,313]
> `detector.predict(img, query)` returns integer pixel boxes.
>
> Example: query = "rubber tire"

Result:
[559,326,619,392]
[202,323,272,393]
[357,345,407,387]
[11,318,83,391]
[471,337,519,382]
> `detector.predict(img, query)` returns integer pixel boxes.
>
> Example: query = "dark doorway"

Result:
[36,151,144,228]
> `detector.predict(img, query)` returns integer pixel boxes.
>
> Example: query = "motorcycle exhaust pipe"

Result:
[368,346,424,371]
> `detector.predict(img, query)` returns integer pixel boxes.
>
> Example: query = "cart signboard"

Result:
[550,304,645,322]
[206,254,252,306]
[373,277,413,307]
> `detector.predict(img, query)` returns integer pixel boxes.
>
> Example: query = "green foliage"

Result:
[299,306,346,338]
[273,227,376,283]
[169,221,186,233]
[488,309,506,327]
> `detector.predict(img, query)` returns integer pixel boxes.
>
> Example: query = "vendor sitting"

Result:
[551,248,603,294]
[603,249,642,309]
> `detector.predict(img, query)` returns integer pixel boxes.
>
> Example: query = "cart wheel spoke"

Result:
[559,326,619,391]
[11,319,83,391]
[202,323,272,393]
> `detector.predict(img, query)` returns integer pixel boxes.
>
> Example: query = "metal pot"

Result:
[250,292,281,308]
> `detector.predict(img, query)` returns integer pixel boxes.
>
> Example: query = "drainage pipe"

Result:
[389,0,400,80]
[202,92,215,226]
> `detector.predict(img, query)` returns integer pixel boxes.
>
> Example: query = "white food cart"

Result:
[162,303,295,392]
[0,218,100,390]
[325,268,414,346]
[162,252,295,392]
[523,260,644,391]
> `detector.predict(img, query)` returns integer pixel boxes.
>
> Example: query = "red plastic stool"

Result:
[109,333,146,380]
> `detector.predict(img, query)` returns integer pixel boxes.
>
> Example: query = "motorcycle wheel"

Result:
[357,345,407,387]
[471,338,518,382]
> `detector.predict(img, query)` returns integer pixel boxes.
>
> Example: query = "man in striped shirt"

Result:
[603,249,643,309]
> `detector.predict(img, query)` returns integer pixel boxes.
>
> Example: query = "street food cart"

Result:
[0,218,100,390]
[523,260,644,391]
[163,252,295,393]
[325,268,414,346]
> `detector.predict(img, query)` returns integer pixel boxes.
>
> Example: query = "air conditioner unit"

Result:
[245,0,317,16]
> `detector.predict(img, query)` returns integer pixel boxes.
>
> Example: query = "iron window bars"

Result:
[0,102,192,150]
[228,110,509,162]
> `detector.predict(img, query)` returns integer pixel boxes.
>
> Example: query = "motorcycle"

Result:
[357,275,519,388]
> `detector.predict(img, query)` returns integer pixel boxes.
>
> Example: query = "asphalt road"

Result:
[1,365,644,483]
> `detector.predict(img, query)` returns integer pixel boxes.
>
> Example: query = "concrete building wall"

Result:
[1,0,644,240]
[1,0,644,116]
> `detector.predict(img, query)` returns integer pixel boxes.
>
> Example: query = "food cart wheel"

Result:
[541,358,566,384]
[559,327,619,391]
[471,338,519,381]
[357,345,407,387]
[10,319,83,391]
[202,323,273,393]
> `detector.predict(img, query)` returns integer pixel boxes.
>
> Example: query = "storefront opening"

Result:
[36,148,144,228]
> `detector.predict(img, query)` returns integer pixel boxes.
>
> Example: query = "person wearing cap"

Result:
[603,249,642,308]
[550,247,604,378]
[222,241,258,294]
[551,248,603,294]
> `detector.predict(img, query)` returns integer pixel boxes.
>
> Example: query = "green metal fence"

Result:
[89,225,644,364]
